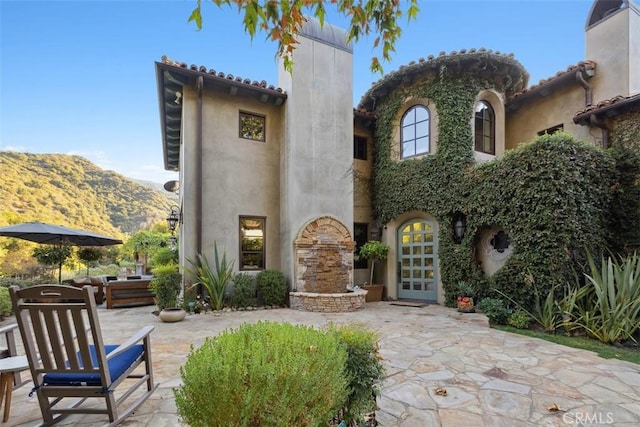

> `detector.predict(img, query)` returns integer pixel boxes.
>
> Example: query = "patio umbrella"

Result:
[0,221,123,282]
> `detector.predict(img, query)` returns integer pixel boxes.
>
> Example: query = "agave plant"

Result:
[184,242,235,310]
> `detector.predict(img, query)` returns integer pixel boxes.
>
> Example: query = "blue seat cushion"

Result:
[44,344,144,386]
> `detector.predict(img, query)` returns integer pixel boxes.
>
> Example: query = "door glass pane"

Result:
[402,270,410,279]
[402,259,410,267]
[413,234,423,243]
[424,246,433,254]
[413,246,422,255]
[402,246,410,255]
[424,233,433,242]
[412,269,422,278]
[426,270,434,279]
[413,283,422,291]
[413,258,422,267]
[425,259,433,267]
[402,282,410,290]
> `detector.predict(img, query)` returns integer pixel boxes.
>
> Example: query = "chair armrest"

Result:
[106,325,155,360]
[0,324,18,335]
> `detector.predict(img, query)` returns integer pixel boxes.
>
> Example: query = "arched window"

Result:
[401,105,430,158]
[474,101,495,155]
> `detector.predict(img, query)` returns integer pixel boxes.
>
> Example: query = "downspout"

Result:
[575,70,592,107]
[196,76,203,253]
[576,70,608,148]
[589,113,609,149]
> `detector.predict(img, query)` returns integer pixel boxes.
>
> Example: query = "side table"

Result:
[0,355,28,422]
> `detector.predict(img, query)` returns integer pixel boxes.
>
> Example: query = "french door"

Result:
[397,219,438,301]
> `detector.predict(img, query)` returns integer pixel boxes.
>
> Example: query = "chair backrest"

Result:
[9,285,111,388]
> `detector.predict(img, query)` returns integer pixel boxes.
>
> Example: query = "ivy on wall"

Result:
[367,52,637,307]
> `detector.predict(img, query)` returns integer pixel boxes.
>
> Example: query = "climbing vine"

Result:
[365,52,635,307]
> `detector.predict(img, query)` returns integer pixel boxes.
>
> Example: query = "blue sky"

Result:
[1,0,595,184]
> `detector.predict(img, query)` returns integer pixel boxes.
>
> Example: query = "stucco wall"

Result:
[586,5,638,100]
[278,20,354,285]
[506,84,594,148]
[353,121,374,284]
[180,84,283,277]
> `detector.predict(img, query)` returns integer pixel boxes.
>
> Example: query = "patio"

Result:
[4,302,640,426]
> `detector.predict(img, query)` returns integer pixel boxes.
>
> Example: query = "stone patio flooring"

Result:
[3,302,640,426]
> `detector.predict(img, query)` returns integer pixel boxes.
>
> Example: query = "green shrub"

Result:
[184,242,235,310]
[330,324,385,425]
[0,277,29,289]
[508,310,531,329]
[256,269,287,306]
[231,273,255,308]
[0,287,11,319]
[149,264,181,310]
[175,321,348,426]
[477,298,509,325]
[569,251,640,344]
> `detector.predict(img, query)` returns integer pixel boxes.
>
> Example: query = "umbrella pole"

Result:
[58,262,62,284]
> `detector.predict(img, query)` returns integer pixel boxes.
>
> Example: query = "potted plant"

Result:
[358,240,390,302]
[455,281,475,313]
[149,263,185,322]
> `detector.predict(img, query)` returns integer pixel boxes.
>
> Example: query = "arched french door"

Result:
[397,219,438,301]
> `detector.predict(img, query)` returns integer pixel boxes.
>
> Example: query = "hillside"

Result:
[0,151,176,238]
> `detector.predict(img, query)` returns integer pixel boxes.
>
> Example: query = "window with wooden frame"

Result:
[239,111,266,142]
[401,105,430,158]
[353,223,369,269]
[474,101,495,154]
[354,136,368,160]
[240,216,265,270]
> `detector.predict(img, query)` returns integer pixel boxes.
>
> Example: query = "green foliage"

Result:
[256,269,288,306]
[77,247,104,276]
[496,273,562,332]
[184,242,235,310]
[507,310,531,330]
[358,240,390,284]
[369,62,620,307]
[32,246,72,267]
[569,251,640,344]
[231,273,255,308]
[455,281,474,297]
[477,298,509,326]
[0,151,177,278]
[151,247,179,267]
[175,321,348,426]
[330,323,385,425]
[149,263,182,310]
[190,0,420,74]
[0,287,11,319]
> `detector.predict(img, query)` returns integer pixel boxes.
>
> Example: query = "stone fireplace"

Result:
[289,216,367,312]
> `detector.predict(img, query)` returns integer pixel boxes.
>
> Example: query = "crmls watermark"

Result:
[562,412,614,425]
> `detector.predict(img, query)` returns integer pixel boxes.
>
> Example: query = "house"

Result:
[156,0,639,305]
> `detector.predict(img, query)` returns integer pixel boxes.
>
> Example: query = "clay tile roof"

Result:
[573,93,640,124]
[510,60,597,100]
[160,55,286,95]
[358,48,528,112]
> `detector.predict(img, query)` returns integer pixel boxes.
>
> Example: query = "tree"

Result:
[188,0,420,74]
[32,245,72,283]
[77,247,104,277]
[123,230,167,274]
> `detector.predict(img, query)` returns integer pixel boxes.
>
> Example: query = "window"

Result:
[239,112,265,141]
[474,101,495,154]
[537,124,564,136]
[240,216,265,270]
[401,105,430,158]
[354,136,367,160]
[353,223,368,269]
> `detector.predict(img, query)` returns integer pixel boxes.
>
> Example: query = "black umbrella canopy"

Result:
[0,221,123,246]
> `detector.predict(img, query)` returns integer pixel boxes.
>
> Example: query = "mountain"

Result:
[0,151,177,238]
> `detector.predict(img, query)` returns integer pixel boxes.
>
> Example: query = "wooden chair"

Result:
[0,323,28,388]
[9,285,157,426]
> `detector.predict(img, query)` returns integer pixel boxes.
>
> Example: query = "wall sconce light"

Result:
[453,212,466,244]
[174,91,182,105]
[166,205,182,234]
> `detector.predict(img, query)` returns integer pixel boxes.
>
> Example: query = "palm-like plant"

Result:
[184,242,234,310]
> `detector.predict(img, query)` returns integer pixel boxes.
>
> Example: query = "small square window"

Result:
[239,112,265,142]
[354,136,367,160]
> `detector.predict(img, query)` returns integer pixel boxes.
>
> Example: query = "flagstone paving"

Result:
[3,302,640,426]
